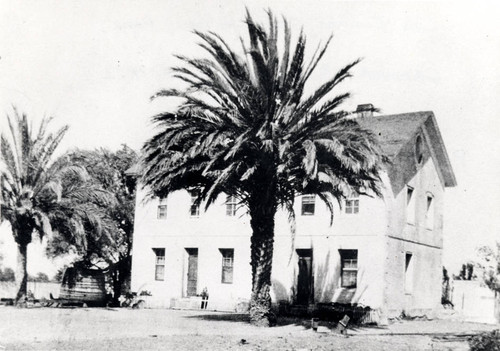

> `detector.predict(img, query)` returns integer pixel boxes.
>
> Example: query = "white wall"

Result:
[131,184,388,310]
[383,134,446,316]
[452,280,499,324]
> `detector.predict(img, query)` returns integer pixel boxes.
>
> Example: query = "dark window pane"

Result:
[340,249,358,288]
[346,199,359,214]
[226,196,237,216]
[190,204,200,217]
[153,248,165,281]
[220,249,234,284]
[157,204,167,219]
[301,195,315,215]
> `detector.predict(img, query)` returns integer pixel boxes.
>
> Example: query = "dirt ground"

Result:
[0,307,498,350]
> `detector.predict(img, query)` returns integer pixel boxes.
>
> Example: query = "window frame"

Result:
[220,248,234,284]
[406,186,415,224]
[425,193,434,230]
[301,195,316,216]
[345,194,360,214]
[339,249,358,289]
[157,198,167,220]
[405,252,414,294]
[226,195,237,216]
[153,248,165,281]
[415,134,424,165]
[190,191,200,218]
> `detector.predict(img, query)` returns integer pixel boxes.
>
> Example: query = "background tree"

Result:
[28,272,49,283]
[0,248,15,282]
[475,242,500,293]
[47,146,137,304]
[0,108,111,302]
[142,10,384,326]
[455,262,476,280]
[0,268,15,282]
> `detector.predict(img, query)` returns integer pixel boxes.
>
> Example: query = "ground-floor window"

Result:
[153,248,165,281]
[220,249,234,284]
[339,249,358,288]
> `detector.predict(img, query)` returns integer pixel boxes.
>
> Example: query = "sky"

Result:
[0,1,499,276]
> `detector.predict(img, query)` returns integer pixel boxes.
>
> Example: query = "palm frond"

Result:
[142,9,385,233]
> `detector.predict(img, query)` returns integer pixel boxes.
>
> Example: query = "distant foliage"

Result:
[454,263,475,280]
[0,267,15,282]
[53,267,65,282]
[469,330,500,351]
[28,272,50,282]
[475,242,500,293]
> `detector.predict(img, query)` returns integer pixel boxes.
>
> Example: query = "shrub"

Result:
[469,330,500,351]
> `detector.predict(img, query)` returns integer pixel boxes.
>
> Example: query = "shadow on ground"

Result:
[185,312,389,332]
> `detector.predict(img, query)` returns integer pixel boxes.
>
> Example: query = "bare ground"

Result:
[0,307,497,350]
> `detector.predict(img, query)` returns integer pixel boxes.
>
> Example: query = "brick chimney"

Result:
[356,103,376,118]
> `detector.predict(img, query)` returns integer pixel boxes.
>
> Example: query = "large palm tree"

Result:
[0,108,111,302]
[142,10,385,326]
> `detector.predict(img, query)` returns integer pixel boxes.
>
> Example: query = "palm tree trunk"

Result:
[15,242,28,303]
[248,189,277,327]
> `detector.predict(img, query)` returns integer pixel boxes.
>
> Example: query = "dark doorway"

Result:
[186,248,198,297]
[296,249,313,305]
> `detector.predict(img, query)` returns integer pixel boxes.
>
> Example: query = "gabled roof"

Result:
[358,111,457,187]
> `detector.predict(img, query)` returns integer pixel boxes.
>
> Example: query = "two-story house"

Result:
[129,106,456,319]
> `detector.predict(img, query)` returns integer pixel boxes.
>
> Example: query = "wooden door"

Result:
[296,249,313,305]
[186,248,198,297]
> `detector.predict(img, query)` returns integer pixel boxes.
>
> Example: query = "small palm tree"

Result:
[0,108,111,302]
[142,10,385,326]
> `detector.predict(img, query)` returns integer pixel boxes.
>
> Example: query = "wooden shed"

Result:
[59,267,107,306]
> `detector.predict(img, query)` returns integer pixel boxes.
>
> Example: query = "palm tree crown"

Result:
[142,10,385,326]
[1,108,111,300]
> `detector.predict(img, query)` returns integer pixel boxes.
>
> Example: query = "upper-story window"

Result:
[190,191,200,217]
[426,194,434,230]
[301,195,315,215]
[345,194,359,214]
[226,195,237,216]
[406,186,415,224]
[157,198,167,220]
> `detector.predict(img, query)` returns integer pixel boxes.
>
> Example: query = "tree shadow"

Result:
[186,312,250,323]
[185,312,327,328]
[184,311,388,331]
[314,250,338,302]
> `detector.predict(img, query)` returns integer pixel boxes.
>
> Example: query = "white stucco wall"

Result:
[130,183,389,310]
[383,133,446,316]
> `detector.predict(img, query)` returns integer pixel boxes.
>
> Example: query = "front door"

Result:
[186,248,198,297]
[296,249,313,305]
